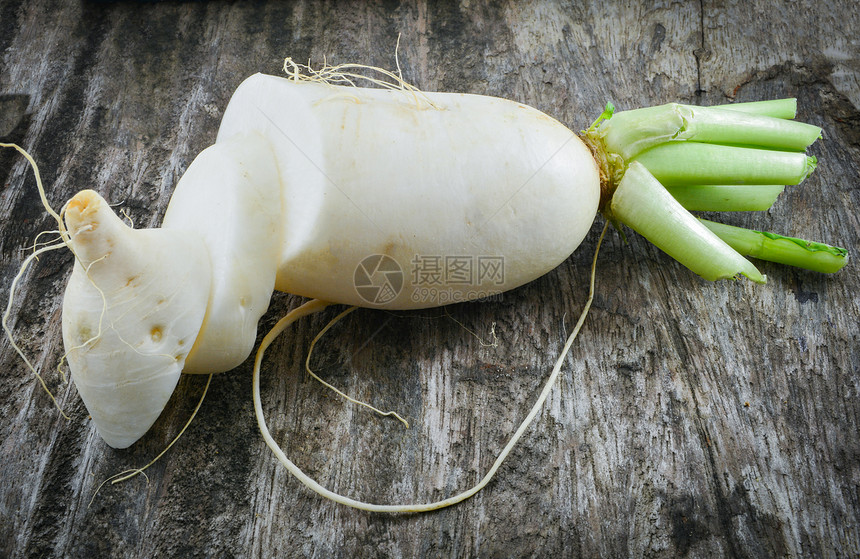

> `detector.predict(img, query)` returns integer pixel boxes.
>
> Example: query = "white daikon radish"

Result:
[2,65,845,510]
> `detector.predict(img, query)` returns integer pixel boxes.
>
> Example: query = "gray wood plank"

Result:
[1,1,857,557]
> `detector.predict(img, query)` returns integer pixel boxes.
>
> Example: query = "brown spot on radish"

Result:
[150,326,163,342]
[125,276,139,287]
[77,324,94,345]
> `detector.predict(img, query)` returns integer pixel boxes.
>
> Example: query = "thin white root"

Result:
[394,33,404,85]
[2,143,74,416]
[119,207,134,228]
[88,373,214,507]
[282,47,439,110]
[254,221,609,512]
[0,143,69,242]
[28,230,64,254]
[305,306,409,428]
[444,309,499,348]
[2,242,72,419]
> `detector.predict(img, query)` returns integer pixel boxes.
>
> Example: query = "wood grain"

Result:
[1,1,857,557]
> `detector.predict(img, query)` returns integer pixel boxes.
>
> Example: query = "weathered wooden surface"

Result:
[1,1,858,557]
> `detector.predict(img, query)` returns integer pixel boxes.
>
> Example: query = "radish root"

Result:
[305,305,410,428]
[3,242,72,418]
[282,39,439,111]
[443,309,499,348]
[253,222,609,512]
[1,143,72,417]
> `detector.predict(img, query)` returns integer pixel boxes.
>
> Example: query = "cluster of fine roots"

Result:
[282,42,439,110]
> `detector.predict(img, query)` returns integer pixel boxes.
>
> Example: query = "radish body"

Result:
[212,74,600,310]
[59,73,600,447]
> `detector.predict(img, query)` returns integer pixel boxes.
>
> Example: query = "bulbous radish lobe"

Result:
[163,131,282,374]
[62,190,211,448]
[217,74,601,310]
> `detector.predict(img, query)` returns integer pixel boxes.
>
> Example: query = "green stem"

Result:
[664,184,785,212]
[597,102,819,160]
[584,96,844,281]
[699,219,848,273]
[632,143,815,187]
[717,98,797,119]
[676,106,820,148]
[609,162,766,283]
